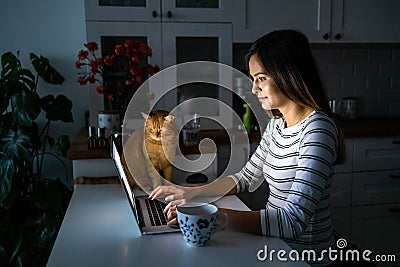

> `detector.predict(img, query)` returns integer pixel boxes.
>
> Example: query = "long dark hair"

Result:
[245,29,346,164]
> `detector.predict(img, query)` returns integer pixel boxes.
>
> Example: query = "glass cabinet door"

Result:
[85,0,161,22]
[158,23,233,129]
[161,0,233,22]
[86,21,162,126]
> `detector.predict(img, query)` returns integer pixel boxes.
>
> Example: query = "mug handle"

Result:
[214,212,229,232]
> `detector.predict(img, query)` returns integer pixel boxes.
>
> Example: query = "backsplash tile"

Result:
[313,45,400,118]
[233,43,400,118]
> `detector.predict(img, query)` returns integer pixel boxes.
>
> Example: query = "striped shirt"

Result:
[230,110,337,265]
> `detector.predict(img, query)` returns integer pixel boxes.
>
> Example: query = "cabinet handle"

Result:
[322,33,329,40]
[167,11,172,18]
[392,140,400,145]
[334,33,342,40]
[388,207,400,212]
[152,10,158,18]
[390,174,400,179]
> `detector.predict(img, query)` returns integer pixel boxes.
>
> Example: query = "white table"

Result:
[47,184,308,267]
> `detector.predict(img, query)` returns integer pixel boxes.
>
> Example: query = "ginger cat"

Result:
[122,110,178,191]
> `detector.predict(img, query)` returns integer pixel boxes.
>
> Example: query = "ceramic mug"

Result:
[177,203,228,246]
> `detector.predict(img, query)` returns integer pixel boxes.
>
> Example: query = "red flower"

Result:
[129,65,141,76]
[131,52,142,63]
[139,43,152,56]
[124,40,136,48]
[89,59,99,73]
[115,44,124,55]
[103,55,115,66]
[86,74,96,83]
[77,76,87,85]
[135,74,143,84]
[85,41,98,52]
[78,50,88,60]
[76,40,159,111]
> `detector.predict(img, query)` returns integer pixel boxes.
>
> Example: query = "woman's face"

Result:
[248,55,289,111]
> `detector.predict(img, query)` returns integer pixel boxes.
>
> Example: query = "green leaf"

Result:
[54,135,70,158]
[0,96,8,114]
[11,90,41,126]
[1,52,21,78]
[41,94,73,123]
[0,158,14,202]
[29,53,64,85]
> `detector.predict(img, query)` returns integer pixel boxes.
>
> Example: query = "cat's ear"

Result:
[141,112,149,120]
[164,114,174,122]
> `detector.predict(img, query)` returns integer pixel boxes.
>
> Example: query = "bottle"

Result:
[97,127,107,149]
[87,126,97,149]
[243,104,251,133]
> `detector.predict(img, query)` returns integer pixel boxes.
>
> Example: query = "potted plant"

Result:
[0,51,73,266]
[76,40,159,115]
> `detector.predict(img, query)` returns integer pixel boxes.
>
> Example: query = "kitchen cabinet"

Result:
[84,2,233,126]
[331,136,400,259]
[85,0,233,23]
[233,0,400,43]
[217,134,268,210]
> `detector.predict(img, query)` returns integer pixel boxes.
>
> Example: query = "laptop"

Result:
[110,139,180,235]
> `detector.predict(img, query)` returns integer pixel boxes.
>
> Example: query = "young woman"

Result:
[150,29,345,266]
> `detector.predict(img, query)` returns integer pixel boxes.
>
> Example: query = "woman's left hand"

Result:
[163,202,179,227]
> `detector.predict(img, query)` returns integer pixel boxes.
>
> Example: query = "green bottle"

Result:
[243,104,251,132]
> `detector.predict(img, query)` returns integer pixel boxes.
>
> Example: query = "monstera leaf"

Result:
[11,90,41,127]
[30,53,64,85]
[40,95,73,123]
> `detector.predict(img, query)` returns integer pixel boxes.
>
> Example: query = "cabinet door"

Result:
[353,136,400,172]
[331,207,351,240]
[352,170,400,206]
[161,0,233,22]
[334,139,353,174]
[159,23,233,129]
[331,0,400,43]
[85,0,161,22]
[232,0,331,43]
[86,21,162,126]
[351,204,400,257]
[331,173,352,208]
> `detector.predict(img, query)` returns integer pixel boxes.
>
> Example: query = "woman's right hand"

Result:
[149,185,194,206]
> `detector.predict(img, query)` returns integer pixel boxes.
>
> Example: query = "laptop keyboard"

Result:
[144,198,168,226]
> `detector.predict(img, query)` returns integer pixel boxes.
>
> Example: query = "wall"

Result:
[234,44,400,118]
[314,44,400,117]
[0,0,87,183]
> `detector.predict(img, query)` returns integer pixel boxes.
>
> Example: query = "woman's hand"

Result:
[150,185,194,228]
[163,202,179,227]
[149,185,194,206]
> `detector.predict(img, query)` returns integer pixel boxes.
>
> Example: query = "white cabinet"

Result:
[84,1,233,126]
[85,0,233,23]
[350,137,400,257]
[331,0,400,43]
[351,204,400,256]
[232,0,331,43]
[233,0,400,43]
[331,136,400,258]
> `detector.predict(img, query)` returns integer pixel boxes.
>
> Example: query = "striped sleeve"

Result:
[260,118,337,239]
[228,123,271,193]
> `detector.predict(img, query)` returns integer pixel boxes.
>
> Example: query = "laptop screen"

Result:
[112,141,140,223]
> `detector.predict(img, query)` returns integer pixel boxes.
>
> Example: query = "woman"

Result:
[150,29,345,266]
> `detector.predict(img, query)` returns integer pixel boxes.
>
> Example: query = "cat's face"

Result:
[142,110,175,141]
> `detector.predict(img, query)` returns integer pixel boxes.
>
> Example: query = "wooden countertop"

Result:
[67,117,400,160]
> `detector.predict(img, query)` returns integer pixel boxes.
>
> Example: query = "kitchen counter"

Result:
[67,117,400,161]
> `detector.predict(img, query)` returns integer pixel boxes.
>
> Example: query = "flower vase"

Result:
[98,110,121,137]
